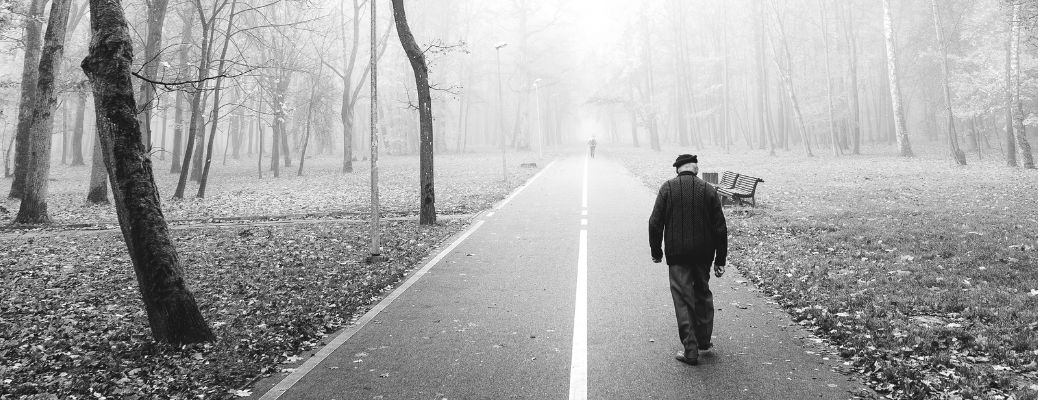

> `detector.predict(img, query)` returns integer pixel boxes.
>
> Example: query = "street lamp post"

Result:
[495,42,508,182]
[367,0,384,264]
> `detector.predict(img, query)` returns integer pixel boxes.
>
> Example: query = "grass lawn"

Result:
[0,151,542,399]
[0,151,543,226]
[606,144,1038,399]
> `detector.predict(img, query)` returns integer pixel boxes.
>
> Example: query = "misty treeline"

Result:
[584,0,1037,168]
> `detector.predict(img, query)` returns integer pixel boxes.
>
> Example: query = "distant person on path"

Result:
[648,154,728,366]
[587,137,597,158]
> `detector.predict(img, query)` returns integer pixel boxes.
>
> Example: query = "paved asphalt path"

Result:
[251,156,867,400]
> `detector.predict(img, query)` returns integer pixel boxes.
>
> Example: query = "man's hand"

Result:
[713,263,725,277]
[652,258,662,264]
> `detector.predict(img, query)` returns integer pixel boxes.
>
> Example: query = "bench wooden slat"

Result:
[717,174,764,207]
[719,171,739,189]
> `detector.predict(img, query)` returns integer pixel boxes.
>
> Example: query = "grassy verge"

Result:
[0,152,542,226]
[607,145,1038,399]
[0,152,542,399]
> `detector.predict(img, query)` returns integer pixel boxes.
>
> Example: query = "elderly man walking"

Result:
[649,154,728,366]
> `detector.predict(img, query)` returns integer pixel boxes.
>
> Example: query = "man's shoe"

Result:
[698,343,713,351]
[675,350,699,366]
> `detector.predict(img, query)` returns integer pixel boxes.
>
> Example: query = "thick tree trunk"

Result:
[82,0,214,345]
[9,0,47,199]
[86,133,109,203]
[71,88,88,165]
[882,0,914,157]
[932,0,966,165]
[392,0,436,225]
[15,0,74,224]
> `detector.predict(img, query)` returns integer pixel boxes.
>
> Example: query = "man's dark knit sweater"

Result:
[648,171,728,266]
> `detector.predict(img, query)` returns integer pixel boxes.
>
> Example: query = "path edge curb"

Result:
[252,159,557,399]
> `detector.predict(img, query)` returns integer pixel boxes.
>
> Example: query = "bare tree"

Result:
[392,0,436,225]
[769,1,813,157]
[819,0,839,156]
[8,0,46,199]
[15,0,73,224]
[931,0,966,165]
[1011,3,1035,169]
[136,0,172,153]
[197,0,240,198]
[882,0,914,157]
[82,0,215,345]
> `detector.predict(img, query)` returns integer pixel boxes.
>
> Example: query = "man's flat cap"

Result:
[672,154,698,168]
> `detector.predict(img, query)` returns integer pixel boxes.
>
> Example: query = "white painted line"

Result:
[581,157,588,209]
[581,210,587,216]
[568,230,589,400]
[486,212,495,217]
[259,220,487,400]
[580,219,587,226]
[495,160,556,210]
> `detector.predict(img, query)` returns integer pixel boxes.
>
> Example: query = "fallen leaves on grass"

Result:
[0,153,539,228]
[611,146,1038,399]
[0,220,466,399]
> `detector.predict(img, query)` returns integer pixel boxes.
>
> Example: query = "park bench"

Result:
[717,171,739,190]
[716,173,764,207]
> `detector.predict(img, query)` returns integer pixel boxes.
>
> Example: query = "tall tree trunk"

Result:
[82,0,215,344]
[8,0,47,199]
[819,0,839,156]
[169,15,193,174]
[197,0,239,199]
[392,0,436,225]
[642,13,661,152]
[1011,4,1035,169]
[756,0,774,155]
[844,3,861,155]
[61,101,69,165]
[160,105,168,160]
[136,0,171,154]
[170,91,185,173]
[173,13,211,198]
[629,106,639,147]
[257,97,264,179]
[298,76,318,176]
[721,2,731,152]
[270,97,280,177]
[770,2,813,157]
[15,0,74,224]
[86,133,109,203]
[882,0,914,157]
[1004,7,1017,167]
[932,0,966,165]
[71,87,88,165]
